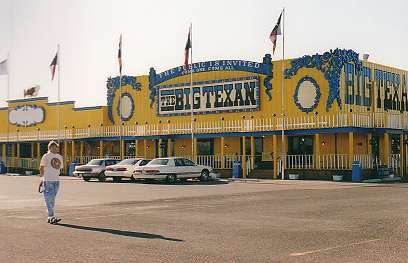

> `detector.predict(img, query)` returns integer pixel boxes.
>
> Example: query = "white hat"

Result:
[48,140,60,149]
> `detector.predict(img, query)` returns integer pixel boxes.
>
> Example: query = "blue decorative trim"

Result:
[73,106,103,111]
[293,76,321,113]
[148,54,273,107]
[116,92,135,121]
[47,101,75,106]
[7,97,48,103]
[106,75,141,124]
[155,76,260,117]
[285,49,362,111]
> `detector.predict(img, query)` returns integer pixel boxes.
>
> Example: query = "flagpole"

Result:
[57,44,61,143]
[6,52,10,166]
[189,23,194,161]
[281,8,285,180]
[119,34,123,158]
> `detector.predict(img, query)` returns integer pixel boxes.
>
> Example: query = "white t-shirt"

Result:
[40,152,63,181]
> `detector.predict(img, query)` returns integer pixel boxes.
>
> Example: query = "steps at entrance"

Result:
[248,169,274,179]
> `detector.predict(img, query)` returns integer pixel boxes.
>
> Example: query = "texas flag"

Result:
[184,26,192,68]
[269,11,283,55]
[118,34,122,75]
[49,52,58,81]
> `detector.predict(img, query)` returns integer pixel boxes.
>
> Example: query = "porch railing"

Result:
[2,112,408,142]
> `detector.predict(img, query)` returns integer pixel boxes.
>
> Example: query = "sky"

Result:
[0,0,407,107]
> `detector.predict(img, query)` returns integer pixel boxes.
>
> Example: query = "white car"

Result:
[132,157,214,184]
[105,158,151,183]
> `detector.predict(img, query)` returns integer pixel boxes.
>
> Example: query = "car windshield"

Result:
[87,160,102,165]
[148,159,169,165]
[117,159,138,165]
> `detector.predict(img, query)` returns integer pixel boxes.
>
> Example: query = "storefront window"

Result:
[197,139,214,156]
[288,136,313,155]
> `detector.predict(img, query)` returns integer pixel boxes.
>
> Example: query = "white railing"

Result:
[319,154,351,170]
[286,155,315,169]
[388,154,401,174]
[2,113,408,142]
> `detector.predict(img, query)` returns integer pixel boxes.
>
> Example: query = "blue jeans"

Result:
[43,181,60,217]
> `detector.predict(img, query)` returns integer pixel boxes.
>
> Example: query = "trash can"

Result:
[68,161,77,176]
[352,161,362,182]
[0,161,6,174]
[232,160,242,178]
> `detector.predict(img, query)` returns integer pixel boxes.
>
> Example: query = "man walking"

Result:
[39,140,63,224]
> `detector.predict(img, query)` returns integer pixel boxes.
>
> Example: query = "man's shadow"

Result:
[56,223,184,242]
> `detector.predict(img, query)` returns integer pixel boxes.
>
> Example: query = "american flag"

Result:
[118,34,122,75]
[49,52,58,81]
[184,27,191,68]
[269,11,283,55]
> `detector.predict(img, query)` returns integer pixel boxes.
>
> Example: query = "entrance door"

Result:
[288,136,313,155]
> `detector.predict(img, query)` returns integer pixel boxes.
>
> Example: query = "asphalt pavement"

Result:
[1,175,408,262]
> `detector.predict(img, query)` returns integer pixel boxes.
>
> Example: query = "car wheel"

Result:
[166,174,177,184]
[112,177,122,183]
[130,175,137,183]
[83,176,91,182]
[98,172,106,182]
[200,170,210,182]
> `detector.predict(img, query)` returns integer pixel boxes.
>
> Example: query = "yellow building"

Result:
[1,48,407,179]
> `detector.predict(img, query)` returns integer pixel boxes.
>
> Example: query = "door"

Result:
[174,158,189,178]
[183,158,201,178]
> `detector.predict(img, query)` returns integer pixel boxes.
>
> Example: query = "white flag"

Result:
[0,59,8,75]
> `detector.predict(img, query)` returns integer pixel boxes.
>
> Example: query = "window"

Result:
[149,159,169,165]
[175,159,185,166]
[197,139,214,155]
[183,159,196,166]
[117,159,138,165]
[288,136,313,155]
[139,160,151,166]
[87,160,103,165]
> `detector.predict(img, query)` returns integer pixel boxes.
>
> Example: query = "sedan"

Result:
[105,158,151,183]
[132,157,214,184]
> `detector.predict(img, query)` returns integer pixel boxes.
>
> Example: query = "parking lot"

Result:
[2,176,408,262]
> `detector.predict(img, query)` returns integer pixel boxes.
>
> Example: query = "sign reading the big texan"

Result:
[157,76,260,116]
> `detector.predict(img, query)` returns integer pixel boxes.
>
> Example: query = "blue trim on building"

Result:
[73,106,103,111]
[47,101,75,106]
[8,97,48,103]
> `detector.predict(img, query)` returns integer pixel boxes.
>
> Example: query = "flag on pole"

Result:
[0,59,8,75]
[50,52,58,81]
[269,11,283,54]
[184,27,192,67]
[118,34,122,75]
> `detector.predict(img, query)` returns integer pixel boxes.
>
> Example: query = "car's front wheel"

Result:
[200,170,210,182]
[112,177,122,183]
[83,176,91,182]
[166,174,177,184]
[98,172,106,182]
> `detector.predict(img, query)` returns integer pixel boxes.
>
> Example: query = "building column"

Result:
[16,143,20,158]
[80,141,84,163]
[134,140,139,158]
[63,141,68,174]
[2,143,6,162]
[314,134,320,169]
[348,132,354,169]
[193,138,198,162]
[273,135,278,179]
[120,140,125,159]
[167,139,172,157]
[143,140,147,158]
[250,136,255,170]
[71,141,75,163]
[37,143,40,161]
[158,139,163,158]
[367,133,373,157]
[242,136,247,178]
[400,134,404,176]
[99,140,104,158]
[220,137,225,169]
[30,143,34,159]
[383,133,390,167]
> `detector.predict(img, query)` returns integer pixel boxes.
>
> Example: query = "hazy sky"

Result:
[0,0,407,107]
